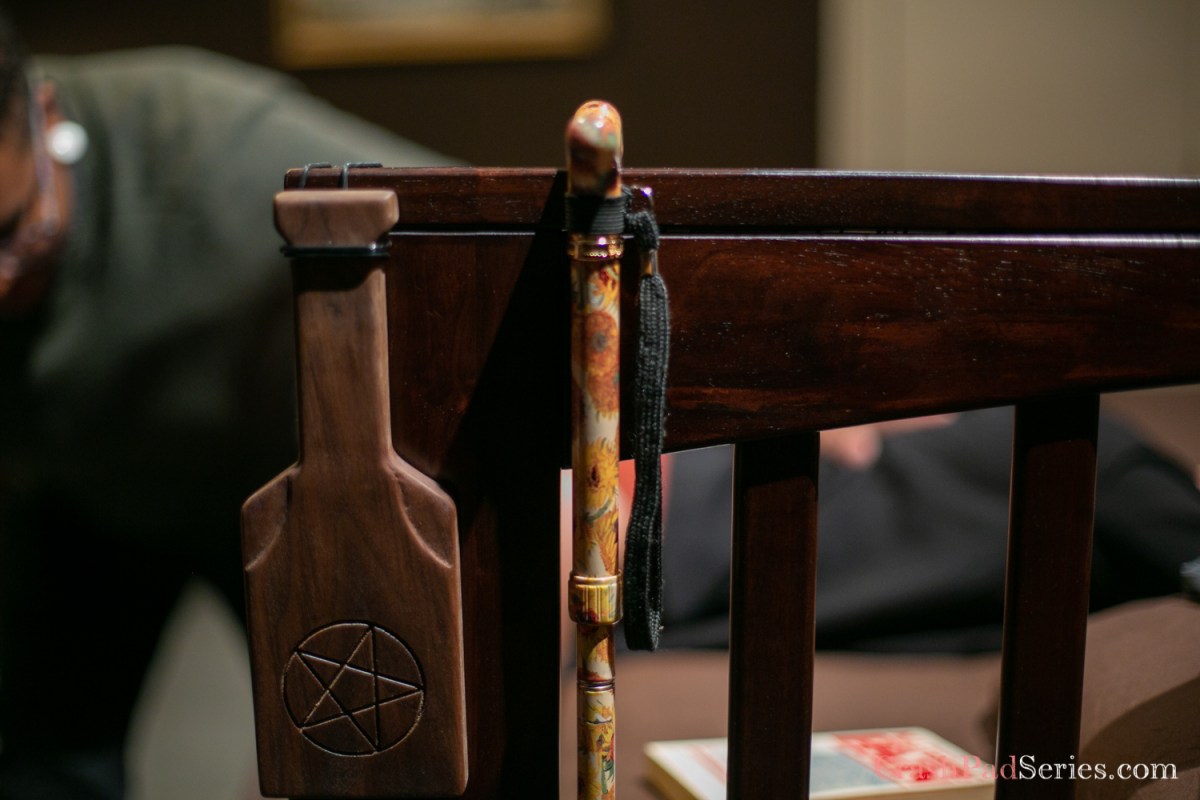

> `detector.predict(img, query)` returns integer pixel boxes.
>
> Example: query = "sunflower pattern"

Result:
[571,266,620,398]
[570,237,620,800]
[585,312,620,416]
[581,439,618,517]
[576,624,616,682]
[570,259,621,582]
[578,689,616,800]
[590,265,620,312]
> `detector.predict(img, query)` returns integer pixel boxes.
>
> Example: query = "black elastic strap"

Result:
[565,193,628,235]
[623,188,669,651]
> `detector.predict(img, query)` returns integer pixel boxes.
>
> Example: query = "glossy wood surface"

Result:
[274,189,400,248]
[284,168,1200,455]
[728,433,820,800]
[376,231,1200,461]
[259,169,1200,798]
[385,232,566,798]
[243,258,468,797]
[245,191,467,797]
[656,235,1200,450]
[996,397,1099,800]
[289,167,1200,233]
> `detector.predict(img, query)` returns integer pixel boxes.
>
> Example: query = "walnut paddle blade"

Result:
[243,188,467,797]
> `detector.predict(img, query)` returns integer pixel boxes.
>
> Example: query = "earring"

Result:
[46,120,89,165]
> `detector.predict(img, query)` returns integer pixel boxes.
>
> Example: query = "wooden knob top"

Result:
[566,100,623,198]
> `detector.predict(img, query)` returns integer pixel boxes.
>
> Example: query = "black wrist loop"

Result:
[622,185,670,652]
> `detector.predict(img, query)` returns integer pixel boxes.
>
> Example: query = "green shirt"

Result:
[0,47,454,555]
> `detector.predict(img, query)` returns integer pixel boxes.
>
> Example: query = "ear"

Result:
[36,80,88,166]
[34,80,64,127]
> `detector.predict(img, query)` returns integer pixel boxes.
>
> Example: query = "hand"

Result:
[821,415,959,470]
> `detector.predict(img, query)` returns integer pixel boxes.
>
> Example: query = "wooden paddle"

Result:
[243,187,468,797]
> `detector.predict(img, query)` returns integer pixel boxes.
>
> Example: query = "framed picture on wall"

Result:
[273,0,613,68]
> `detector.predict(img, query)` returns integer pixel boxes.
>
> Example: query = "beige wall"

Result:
[819,0,1200,175]
[818,0,1200,473]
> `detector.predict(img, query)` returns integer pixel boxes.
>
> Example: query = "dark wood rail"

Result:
[289,166,1200,233]
[384,228,1200,460]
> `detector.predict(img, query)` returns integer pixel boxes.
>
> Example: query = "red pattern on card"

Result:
[834,731,972,783]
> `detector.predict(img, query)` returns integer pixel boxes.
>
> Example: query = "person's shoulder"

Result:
[41,46,300,103]
[39,46,329,158]
[41,46,458,176]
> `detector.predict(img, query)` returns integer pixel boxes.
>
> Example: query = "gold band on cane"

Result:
[568,235,624,263]
[569,572,622,625]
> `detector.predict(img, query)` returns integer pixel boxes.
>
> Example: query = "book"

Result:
[644,727,994,800]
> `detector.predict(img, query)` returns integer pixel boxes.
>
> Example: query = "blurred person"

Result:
[0,10,455,798]
[658,410,1200,652]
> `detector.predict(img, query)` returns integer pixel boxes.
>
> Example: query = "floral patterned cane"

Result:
[566,100,624,800]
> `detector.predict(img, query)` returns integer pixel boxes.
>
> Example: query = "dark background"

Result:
[11,0,819,168]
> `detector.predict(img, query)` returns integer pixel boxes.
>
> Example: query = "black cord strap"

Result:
[565,193,628,235]
[623,186,669,651]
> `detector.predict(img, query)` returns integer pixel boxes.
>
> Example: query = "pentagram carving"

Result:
[283,622,425,756]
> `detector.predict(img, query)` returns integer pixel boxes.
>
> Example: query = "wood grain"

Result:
[250,170,1200,798]
[996,397,1099,800]
[245,192,467,797]
[274,189,399,248]
[386,232,566,798]
[288,167,1200,234]
[655,235,1200,450]
[728,432,820,800]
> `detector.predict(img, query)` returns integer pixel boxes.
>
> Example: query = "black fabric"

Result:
[658,408,1200,653]
[621,185,669,651]
[0,748,125,800]
[623,271,670,650]
[0,488,246,798]
[622,186,661,251]
[565,193,627,235]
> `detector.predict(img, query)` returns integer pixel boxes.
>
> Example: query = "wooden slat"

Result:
[995,396,1099,800]
[728,432,820,800]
